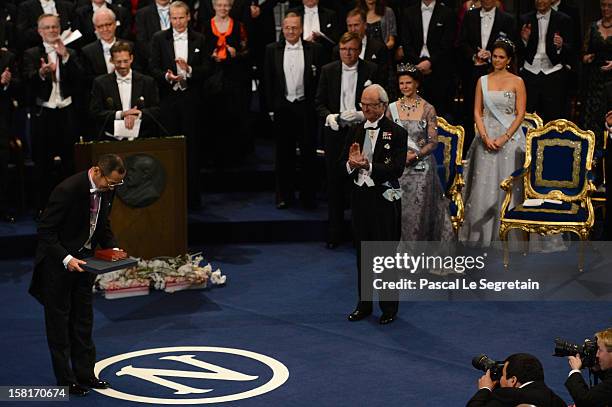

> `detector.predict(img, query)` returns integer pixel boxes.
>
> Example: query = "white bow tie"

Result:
[174,33,187,41]
[536,13,547,20]
[43,43,56,54]
[343,65,357,72]
[305,7,317,14]
[480,10,494,18]
[117,77,130,84]
[364,122,379,129]
[421,3,434,12]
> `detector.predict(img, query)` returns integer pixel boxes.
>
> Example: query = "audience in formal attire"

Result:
[0,2,17,51]
[23,14,81,213]
[17,0,75,50]
[73,0,132,47]
[357,0,396,51]
[397,0,456,118]
[315,31,378,248]
[387,64,454,243]
[581,0,612,141]
[89,40,160,140]
[149,1,207,208]
[289,0,339,62]
[135,0,170,69]
[517,0,573,124]
[264,13,322,209]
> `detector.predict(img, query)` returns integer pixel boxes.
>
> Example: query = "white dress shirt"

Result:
[340,62,358,113]
[347,117,382,186]
[114,69,132,119]
[303,5,320,41]
[172,29,191,90]
[420,0,436,58]
[283,39,305,102]
[40,43,72,109]
[101,38,116,74]
[523,10,563,75]
[360,36,367,60]
[480,8,495,50]
[157,4,170,30]
[92,2,107,13]
[40,0,58,15]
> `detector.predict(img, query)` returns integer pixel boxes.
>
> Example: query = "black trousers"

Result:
[31,105,77,210]
[421,67,453,119]
[274,100,317,204]
[41,252,97,385]
[521,69,568,123]
[160,90,201,209]
[351,185,401,314]
[0,118,8,214]
[324,125,350,243]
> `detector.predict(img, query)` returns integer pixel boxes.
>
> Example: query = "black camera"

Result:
[472,354,505,381]
[553,337,598,368]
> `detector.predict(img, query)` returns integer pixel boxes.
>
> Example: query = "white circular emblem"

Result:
[93,346,290,404]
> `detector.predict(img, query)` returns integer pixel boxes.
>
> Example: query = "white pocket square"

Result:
[326,23,331,28]
[195,48,200,53]
[436,22,443,26]
[364,79,372,87]
[371,54,377,60]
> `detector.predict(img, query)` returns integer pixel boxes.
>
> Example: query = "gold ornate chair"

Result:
[591,130,607,218]
[498,119,596,271]
[521,112,544,133]
[435,117,465,235]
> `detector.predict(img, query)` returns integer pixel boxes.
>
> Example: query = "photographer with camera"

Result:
[564,328,612,407]
[467,353,566,407]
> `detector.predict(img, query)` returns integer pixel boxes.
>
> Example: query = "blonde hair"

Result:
[596,327,612,351]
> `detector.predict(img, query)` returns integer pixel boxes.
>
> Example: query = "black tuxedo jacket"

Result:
[315,59,378,118]
[288,5,339,44]
[466,381,567,407]
[29,171,117,305]
[459,7,516,64]
[518,10,573,67]
[340,115,407,188]
[149,28,208,96]
[17,0,75,49]
[134,4,162,64]
[73,3,132,46]
[77,0,132,7]
[89,70,160,138]
[565,369,612,406]
[263,40,322,112]
[22,45,81,107]
[399,1,455,70]
[0,4,16,51]
[332,36,388,70]
[80,38,136,83]
[0,49,19,131]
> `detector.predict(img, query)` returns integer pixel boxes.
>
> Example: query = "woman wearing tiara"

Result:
[460,38,525,247]
[387,64,454,242]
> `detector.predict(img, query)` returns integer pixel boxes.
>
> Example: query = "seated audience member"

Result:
[89,41,160,140]
[467,353,566,407]
[565,327,612,406]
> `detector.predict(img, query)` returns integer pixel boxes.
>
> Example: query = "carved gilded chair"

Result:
[521,112,544,134]
[591,130,608,218]
[498,120,596,271]
[435,117,465,235]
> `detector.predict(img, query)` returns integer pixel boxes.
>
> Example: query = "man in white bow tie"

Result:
[288,0,339,61]
[90,40,160,140]
[316,31,379,249]
[518,0,573,123]
[149,1,208,209]
[135,0,172,68]
[342,84,407,325]
[23,13,82,214]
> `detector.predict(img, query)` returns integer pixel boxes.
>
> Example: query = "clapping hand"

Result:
[606,110,612,127]
[53,39,68,59]
[175,58,190,73]
[348,142,367,170]
[166,69,184,83]
[521,23,532,43]
[601,60,612,72]
[553,32,563,50]
[416,60,432,75]
[227,45,236,58]
[39,58,56,78]
[476,48,490,65]
[0,67,11,86]
[583,53,595,64]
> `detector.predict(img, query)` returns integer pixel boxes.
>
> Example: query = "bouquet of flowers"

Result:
[94,253,226,299]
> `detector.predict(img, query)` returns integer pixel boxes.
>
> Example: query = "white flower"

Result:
[211,270,226,285]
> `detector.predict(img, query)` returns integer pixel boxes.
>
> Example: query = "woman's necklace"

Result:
[602,20,612,29]
[399,96,421,113]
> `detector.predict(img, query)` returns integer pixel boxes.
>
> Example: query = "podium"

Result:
[75,137,187,259]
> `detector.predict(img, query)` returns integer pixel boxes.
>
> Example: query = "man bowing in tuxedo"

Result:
[29,154,126,396]
[264,12,322,209]
[343,84,406,325]
[89,40,160,139]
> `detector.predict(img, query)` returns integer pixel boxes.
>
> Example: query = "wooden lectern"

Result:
[75,137,187,259]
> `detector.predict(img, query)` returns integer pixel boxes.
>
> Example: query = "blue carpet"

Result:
[0,243,610,406]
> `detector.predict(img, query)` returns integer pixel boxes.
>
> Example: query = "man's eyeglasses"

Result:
[339,47,360,53]
[104,175,124,188]
[359,102,383,109]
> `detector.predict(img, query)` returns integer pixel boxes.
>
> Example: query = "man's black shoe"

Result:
[347,308,371,321]
[68,383,90,396]
[379,313,396,325]
[276,201,289,209]
[80,378,110,389]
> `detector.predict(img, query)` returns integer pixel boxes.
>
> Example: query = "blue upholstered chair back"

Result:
[524,120,595,200]
[434,117,464,193]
